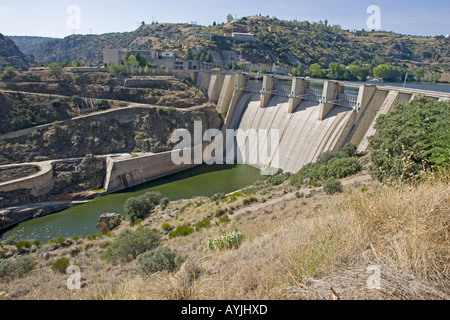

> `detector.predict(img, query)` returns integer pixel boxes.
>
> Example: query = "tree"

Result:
[291,63,303,76]
[1,66,16,80]
[328,62,348,80]
[135,53,147,67]
[47,62,64,78]
[309,63,326,78]
[227,14,233,23]
[185,48,194,61]
[205,51,213,63]
[109,62,120,75]
[373,64,405,81]
[349,64,370,81]
[431,73,441,83]
[331,25,342,32]
[414,67,426,81]
[213,21,217,26]
[259,67,267,74]
[71,60,80,68]
[125,54,139,74]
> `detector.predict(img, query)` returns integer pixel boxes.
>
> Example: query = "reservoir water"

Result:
[1,164,262,242]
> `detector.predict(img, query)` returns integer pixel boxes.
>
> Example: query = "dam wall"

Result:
[197,71,449,173]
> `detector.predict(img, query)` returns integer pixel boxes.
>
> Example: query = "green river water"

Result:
[1,164,262,242]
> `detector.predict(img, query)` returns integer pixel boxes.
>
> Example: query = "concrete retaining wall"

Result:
[104,150,198,193]
[0,162,53,193]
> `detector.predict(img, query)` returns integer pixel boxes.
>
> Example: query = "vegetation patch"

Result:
[103,228,161,265]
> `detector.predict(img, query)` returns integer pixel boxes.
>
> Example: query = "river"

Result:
[1,164,262,242]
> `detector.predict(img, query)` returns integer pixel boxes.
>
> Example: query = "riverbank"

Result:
[1,164,263,242]
[0,200,89,233]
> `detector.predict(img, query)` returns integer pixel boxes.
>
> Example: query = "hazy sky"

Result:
[0,0,449,38]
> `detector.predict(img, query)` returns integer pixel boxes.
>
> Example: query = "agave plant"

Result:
[205,231,244,252]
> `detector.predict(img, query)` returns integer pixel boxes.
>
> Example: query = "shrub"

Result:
[57,237,67,245]
[243,197,258,206]
[1,66,16,80]
[327,157,362,179]
[267,169,291,185]
[316,150,349,165]
[86,234,102,241]
[195,219,211,231]
[205,231,244,251]
[96,100,110,110]
[369,97,449,183]
[132,218,143,226]
[219,215,230,223]
[162,223,172,231]
[211,193,226,202]
[50,99,62,107]
[15,240,32,250]
[160,197,170,210]
[32,240,42,247]
[30,130,41,140]
[215,208,227,217]
[52,257,70,274]
[169,225,194,239]
[123,192,163,223]
[0,256,36,279]
[103,229,161,265]
[323,178,343,195]
[136,247,186,275]
[52,121,60,130]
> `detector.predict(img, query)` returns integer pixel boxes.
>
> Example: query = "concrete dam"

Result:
[197,71,450,173]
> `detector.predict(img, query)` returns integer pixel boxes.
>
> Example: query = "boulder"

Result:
[96,213,122,235]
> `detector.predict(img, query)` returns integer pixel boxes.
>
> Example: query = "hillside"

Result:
[8,36,57,56]
[33,17,449,72]
[0,34,33,70]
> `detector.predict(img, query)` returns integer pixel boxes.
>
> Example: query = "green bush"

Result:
[103,228,161,265]
[85,234,102,241]
[15,240,32,250]
[161,223,172,231]
[123,192,163,223]
[32,240,42,247]
[327,157,362,179]
[0,256,36,279]
[290,144,362,187]
[136,247,186,275]
[169,225,194,239]
[160,197,170,210]
[52,257,70,274]
[195,219,211,231]
[369,97,449,183]
[219,215,230,223]
[267,169,291,185]
[50,99,62,107]
[323,178,343,195]
[1,66,16,80]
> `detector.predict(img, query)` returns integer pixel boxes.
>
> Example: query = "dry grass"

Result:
[139,176,449,300]
[1,174,448,300]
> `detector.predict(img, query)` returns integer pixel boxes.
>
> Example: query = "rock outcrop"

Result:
[96,213,122,235]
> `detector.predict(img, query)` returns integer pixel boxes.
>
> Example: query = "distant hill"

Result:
[8,36,57,55]
[0,33,33,70]
[33,17,450,70]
